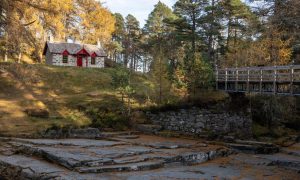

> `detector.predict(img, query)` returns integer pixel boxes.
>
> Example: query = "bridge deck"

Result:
[216,65,300,95]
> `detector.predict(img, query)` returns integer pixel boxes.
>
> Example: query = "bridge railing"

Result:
[216,65,300,95]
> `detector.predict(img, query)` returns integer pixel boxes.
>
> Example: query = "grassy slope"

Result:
[0,63,156,135]
[0,63,227,136]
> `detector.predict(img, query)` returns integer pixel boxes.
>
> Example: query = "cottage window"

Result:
[91,57,96,65]
[63,55,68,63]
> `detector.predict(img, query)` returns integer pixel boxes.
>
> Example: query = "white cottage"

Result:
[43,42,106,68]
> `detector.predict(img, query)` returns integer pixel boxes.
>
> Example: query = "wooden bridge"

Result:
[216,65,300,95]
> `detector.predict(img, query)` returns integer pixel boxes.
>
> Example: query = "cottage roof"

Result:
[43,42,106,57]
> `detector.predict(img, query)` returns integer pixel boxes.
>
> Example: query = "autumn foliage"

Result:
[0,0,115,62]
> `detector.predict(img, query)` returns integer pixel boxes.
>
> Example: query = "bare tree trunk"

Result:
[215,47,219,70]
[4,51,8,62]
[4,32,8,62]
[227,16,232,51]
[18,52,22,63]
[159,42,162,105]
[234,18,238,67]
[127,95,131,116]
[124,52,128,67]
[132,51,135,71]
[208,0,215,65]
[191,11,196,62]
[143,60,146,73]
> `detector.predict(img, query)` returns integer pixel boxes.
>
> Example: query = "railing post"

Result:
[260,68,263,94]
[247,67,250,93]
[290,65,294,95]
[216,69,219,90]
[216,65,298,95]
[273,66,277,94]
[225,68,228,91]
[235,68,238,92]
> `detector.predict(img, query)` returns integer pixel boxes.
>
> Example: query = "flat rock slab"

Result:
[1,153,299,180]
[16,142,225,171]
[8,135,230,174]
[259,153,300,171]
[117,135,140,139]
[17,143,156,169]
[282,143,300,157]
[225,142,279,154]
[77,160,165,173]
[100,131,140,138]
[147,142,192,149]
[13,138,127,147]
[112,135,200,149]
[0,155,67,179]
[0,154,112,180]
[96,154,300,180]
[1,135,300,179]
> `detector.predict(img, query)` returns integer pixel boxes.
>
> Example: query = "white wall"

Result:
[52,54,76,67]
[87,57,105,68]
[51,54,105,68]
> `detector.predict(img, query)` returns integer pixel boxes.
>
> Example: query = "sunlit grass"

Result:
[0,63,158,135]
[0,63,226,136]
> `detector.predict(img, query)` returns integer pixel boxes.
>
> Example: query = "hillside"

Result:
[0,63,154,136]
[0,63,228,136]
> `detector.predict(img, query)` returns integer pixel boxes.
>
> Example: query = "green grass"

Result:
[0,63,227,136]
[0,63,169,135]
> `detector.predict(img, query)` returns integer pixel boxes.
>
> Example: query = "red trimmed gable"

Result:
[77,48,90,56]
[91,52,97,57]
[62,50,70,56]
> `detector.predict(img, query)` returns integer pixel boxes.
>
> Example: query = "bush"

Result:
[91,112,129,130]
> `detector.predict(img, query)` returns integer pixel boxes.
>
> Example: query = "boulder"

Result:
[181,152,209,165]
[69,128,101,139]
[24,108,49,118]
[136,124,162,134]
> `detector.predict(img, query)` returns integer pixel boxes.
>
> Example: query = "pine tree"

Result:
[174,0,208,59]
[144,1,178,104]
[124,14,141,70]
[220,0,258,66]
[200,0,224,67]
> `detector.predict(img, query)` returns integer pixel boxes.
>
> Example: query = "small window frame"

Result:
[63,55,68,64]
[91,57,96,65]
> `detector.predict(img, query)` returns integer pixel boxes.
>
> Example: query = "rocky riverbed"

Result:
[0,133,299,179]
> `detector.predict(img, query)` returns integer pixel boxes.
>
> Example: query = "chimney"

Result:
[47,31,54,42]
[97,39,102,49]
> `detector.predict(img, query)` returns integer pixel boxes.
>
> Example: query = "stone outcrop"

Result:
[1,137,300,179]
[42,128,101,139]
[146,107,252,138]
[0,136,232,177]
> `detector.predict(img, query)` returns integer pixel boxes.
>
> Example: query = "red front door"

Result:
[77,57,83,67]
